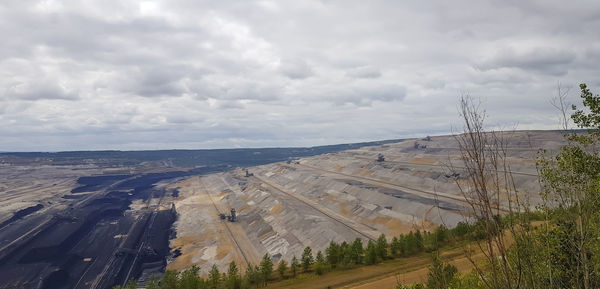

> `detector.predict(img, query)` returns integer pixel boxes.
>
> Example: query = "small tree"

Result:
[326,241,340,268]
[404,232,417,255]
[314,260,325,275]
[227,261,241,289]
[365,240,378,265]
[376,234,389,260]
[277,259,287,279]
[146,276,160,289]
[160,270,179,289]
[260,254,273,286]
[290,256,299,277]
[390,236,401,256]
[536,83,600,289]
[301,246,314,271]
[315,251,325,264]
[415,231,424,251]
[351,238,364,265]
[434,225,448,244]
[452,95,538,289]
[426,255,458,289]
[243,264,260,287]
[209,265,220,289]
[314,251,326,275]
[179,266,200,289]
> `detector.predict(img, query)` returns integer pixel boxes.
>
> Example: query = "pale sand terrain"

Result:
[168,130,566,275]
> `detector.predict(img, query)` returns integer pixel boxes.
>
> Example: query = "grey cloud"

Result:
[187,79,281,102]
[166,114,204,124]
[346,66,381,79]
[476,48,576,76]
[363,85,407,103]
[326,84,407,106]
[221,80,281,101]
[127,66,193,97]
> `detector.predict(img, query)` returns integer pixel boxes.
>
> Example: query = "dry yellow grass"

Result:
[216,247,232,259]
[265,249,469,289]
[270,203,283,214]
[357,169,373,176]
[349,250,477,289]
[334,164,345,171]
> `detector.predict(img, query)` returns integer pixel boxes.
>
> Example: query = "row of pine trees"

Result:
[114,221,489,289]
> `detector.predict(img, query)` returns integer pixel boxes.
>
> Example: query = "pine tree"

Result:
[243,264,259,287]
[179,266,200,289]
[160,270,179,289]
[390,236,401,256]
[301,246,314,271]
[434,225,448,244]
[260,254,273,286]
[314,250,326,275]
[351,238,364,265]
[315,250,325,264]
[209,264,220,289]
[339,241,350,265]
[365,240,378,265]
[326,241,340,268]
[426,255,457,289]
[227,261,241,289]
[415,230,424,251]
[405,232,417,255]
[290,255,299,277]
[376,234,388,260]
[277,259,287,279]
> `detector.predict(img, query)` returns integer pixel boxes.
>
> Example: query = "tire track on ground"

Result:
[199,177,251,267]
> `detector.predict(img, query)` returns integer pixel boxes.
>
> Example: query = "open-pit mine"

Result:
[0,131,565,288]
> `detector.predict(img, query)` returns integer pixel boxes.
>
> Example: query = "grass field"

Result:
[265,245,474,289]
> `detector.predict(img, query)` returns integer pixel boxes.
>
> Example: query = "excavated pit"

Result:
[0,132,568,287]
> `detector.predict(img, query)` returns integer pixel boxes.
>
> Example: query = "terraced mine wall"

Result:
[167,131,566,275]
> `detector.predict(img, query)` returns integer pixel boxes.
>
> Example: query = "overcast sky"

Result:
[1,0,599,151]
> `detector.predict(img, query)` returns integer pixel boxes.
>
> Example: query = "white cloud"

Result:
[279,58,313,79]
[0,0,599,151]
